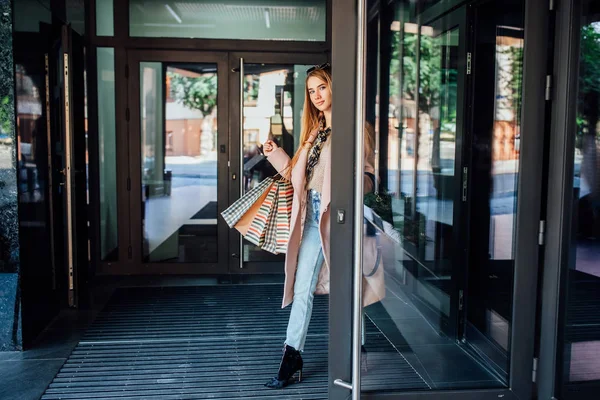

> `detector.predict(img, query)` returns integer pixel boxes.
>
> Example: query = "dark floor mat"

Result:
[566,270,600,342]
[41,285,428,399]
[191,201,217,219]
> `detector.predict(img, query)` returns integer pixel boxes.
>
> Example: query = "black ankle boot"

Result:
[264,345,304,389]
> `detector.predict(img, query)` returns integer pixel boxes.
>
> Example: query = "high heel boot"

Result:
[264,345,304,389]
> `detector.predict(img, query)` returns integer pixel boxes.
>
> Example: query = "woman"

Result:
[262,63,384,389]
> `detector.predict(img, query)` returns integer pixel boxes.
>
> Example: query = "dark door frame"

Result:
[329,0,550,398]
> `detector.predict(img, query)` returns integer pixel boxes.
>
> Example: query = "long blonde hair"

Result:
[286,67,375,173]
[288,68,333,171]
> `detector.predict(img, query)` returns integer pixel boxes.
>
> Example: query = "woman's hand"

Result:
[263,140,279,156]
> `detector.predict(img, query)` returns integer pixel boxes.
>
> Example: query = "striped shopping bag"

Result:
[221,175,294,254]
[245,183,278,247]
[221,177,274,229]
[263,180,293,254]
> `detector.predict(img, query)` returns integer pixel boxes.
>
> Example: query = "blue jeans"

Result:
[285,190,325,352]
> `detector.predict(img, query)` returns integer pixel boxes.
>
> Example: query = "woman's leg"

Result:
[285,222,325,352]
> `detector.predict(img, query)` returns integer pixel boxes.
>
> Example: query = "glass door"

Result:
[463,0,526,382]
[228,53,327,272]
[126,51,229,273]
[330,0,547,398]
[539,1,600,398]
[357,4,498,394]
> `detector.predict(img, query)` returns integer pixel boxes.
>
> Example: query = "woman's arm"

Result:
[266,147,292,180]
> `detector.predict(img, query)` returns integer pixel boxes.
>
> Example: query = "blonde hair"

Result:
[285,67,376,174]
[287,68,333,171]
[364,121,376,167]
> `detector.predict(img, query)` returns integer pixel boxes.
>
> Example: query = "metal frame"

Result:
[329,0,358,398]
[85,0,101,278]
[537,0,582,399]
[329,0,549,397]
[507,0,550,395]
[62,26,76,306]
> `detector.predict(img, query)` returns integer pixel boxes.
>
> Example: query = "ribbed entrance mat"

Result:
[41,285,427,399]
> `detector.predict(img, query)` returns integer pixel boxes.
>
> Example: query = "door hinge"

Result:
[538,220,546,246]
[128,245,132,259]
[466,52,472,75]
[458,289,464,311]
[125,64,129,79]
[545,75,553,101]
[549,0,555,11]
[127,177,131,191]
[532,357,538,383]
[125,107,130,122]
[462,167,468,202]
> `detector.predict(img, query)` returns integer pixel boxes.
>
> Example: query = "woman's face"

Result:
[307,76,332,113]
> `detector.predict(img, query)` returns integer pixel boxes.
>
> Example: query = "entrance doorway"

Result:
[118,51,326,274]
[329,0,546,398]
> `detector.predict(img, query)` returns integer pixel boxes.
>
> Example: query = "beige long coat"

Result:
[267,130,385,309]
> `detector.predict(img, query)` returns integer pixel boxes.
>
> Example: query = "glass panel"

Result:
[67,0,85,35]
[242,64,312,262]
[96,0,115,36]
[140,62,218,263]
[97,48,118,261]
[13,0,51,32]
[408,24,459,324]
[360,0,524,393]
[559,3,600,396]
[129,0,326,41]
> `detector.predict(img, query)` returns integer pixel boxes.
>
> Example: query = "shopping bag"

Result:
[275,180,294,253]
[221,177,274,228]
[260,179,293,254]
[233,186,272,236]
[245,183,279,247]
[221,175,294,254]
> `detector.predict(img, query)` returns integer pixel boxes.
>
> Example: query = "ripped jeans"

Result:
[285,190,325,352]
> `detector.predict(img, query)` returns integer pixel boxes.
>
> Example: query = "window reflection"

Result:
[561,10,600,393]
[241,64,310,262]
[360,0,525,392]
[140,62,219,263]
[15,64,46,204]
[129,0,326,42]
[97,48,118,261]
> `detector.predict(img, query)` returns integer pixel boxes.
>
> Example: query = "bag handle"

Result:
[363,233,381,278]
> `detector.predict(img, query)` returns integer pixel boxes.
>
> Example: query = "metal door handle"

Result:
[239,57,244,269]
